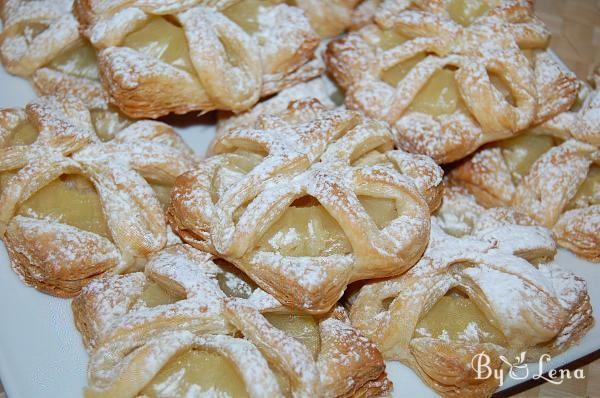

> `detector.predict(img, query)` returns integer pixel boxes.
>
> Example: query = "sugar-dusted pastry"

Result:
[75,244,392,398]
[325,0,578,163]
[0,96,197,296]
[169,100,442,313]
[217,77,339,136]
[291,0,363,37]
[0,0,131,139]
[450,77,600,261]
[350,208,593,397]
[74,0,323,119]
[0,0,79,77]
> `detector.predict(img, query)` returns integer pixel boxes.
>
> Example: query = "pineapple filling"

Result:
[381,53,425,87]
[498,133,555,183]
[257,196,352,256]
[90,108,130,142]
[49,40,99,80]
[150,182,173,210]
[141,349,249,398]
[447,0,490,26]
[567,166,600,209]
[375,28,409,51]
[139,281,181,308]
[17,174,111,238]
[408,68,466,117]
[123,17,195,74]
[415,289,505,345]
[223,0,274,33]
[211,150,264,204]
[265,313,320,358]
[215,259,257,299]
[7,120,39,146]
[359,196,397,229]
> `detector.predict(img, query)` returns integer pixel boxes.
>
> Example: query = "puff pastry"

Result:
[289,0,363,38]
[217,77,339,137]
[74,0,323,118]
[0,96,196,296]
[450,77,600,261]
[0,0,133,141]
[169,100,442,313]
[350,202,593,397]
[74,244,392,398]
[325,0,578,163]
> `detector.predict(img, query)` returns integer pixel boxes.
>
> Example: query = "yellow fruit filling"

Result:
[90,108,130,142]
[447,0,491,26]
[567,165,600,209]
[257,198,352,256]
[139,281,181,308]
[141,350,250,398]
[498,133,556,183]
[49,40,99,80]
[415,290,505,345]
[375,28,409,51]
[223,0,275,34]
[17,174,111,238]
[359,196,398,229]
[123,17,195,74]
[6,120,39,147]
[265,313,320,358]
[408,68,466,116]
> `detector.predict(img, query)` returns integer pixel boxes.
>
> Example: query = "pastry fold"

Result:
[74,244,392,398]
[75,0,323,118]
[325,0,577,164]
[350,189,593,397]
[450,73,600,261]
[169,100,443,313]
[0,96,197,296]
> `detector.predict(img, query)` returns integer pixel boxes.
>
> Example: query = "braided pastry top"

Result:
[74,244,392,398]
[169,100,442,313]
[450,79,600,261]
[350,197,592,397]
[325,0,578,163]
[74,0,323,118]
[0,96,196,296]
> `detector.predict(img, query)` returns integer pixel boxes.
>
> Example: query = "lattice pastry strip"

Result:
[0,96,196,296]
[74,0,323,118]
[216,77,339,137]
[75,244,392,397]
[324,0,578,164]
[169,102,442,313]
[450,79,600,261]
[0,0,133,141]
[349,207,592,397]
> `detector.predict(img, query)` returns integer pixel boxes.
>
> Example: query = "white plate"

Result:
[0,67,598,398]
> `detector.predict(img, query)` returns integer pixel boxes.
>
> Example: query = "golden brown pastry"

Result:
[350,203,593,397]
[216,77,339,137]
[74,0,323,118]
[291,0,363,37]
[450,78,600,261]
[169,100,442,313]
[74,244,392,398]
[0,96,197,296]
[325,0,578,163]
[0,0,131,140]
